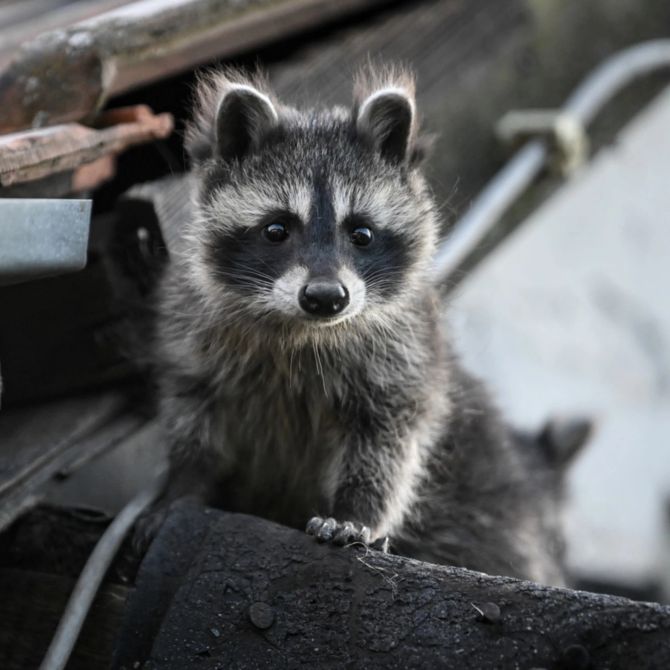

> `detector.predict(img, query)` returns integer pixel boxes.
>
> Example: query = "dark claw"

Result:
[305,516,323,536]
[307,515,336,541]
[333,521,356,545]
[317,517,337,542]
[355,524,371,544]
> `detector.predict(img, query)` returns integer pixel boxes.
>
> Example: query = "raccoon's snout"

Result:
[299,280,350,317]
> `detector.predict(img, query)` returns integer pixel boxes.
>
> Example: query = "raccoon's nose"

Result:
[299,280,349,317]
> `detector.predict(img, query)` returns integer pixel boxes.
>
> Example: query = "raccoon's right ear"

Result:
[537,416,594,470]
[214,84,278,162]
[356,88,415,165]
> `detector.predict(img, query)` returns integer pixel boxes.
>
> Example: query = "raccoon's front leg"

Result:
[307,434,422,551]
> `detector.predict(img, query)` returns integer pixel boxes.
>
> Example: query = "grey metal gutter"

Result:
[0,198,91,286]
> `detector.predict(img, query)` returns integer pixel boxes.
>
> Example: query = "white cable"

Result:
[39,475,164,670]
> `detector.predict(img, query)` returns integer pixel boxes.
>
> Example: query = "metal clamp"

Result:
[496,109,589,176]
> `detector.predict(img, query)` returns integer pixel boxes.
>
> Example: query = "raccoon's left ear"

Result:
[215,84,278,162]
[356,87,416,165]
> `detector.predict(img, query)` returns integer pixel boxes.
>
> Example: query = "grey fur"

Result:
[151,67,577,586]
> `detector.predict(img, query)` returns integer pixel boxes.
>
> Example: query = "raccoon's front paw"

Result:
[306,516,370,545]
[306,517,391,552]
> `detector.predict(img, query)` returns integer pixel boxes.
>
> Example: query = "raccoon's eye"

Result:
[264,222,288,242]
[350,226,373,247]
[261,211,298,243]
[263,221,289,243]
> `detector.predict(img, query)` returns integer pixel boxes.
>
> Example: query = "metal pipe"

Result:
[432,40,670,289]
[39,475,164,670]
[566,40,670,124]
[432,141,547,287]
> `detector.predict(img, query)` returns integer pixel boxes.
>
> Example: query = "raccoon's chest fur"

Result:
[211,355,344,528]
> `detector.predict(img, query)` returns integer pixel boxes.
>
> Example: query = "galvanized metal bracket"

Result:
[496,109,589,176]
[0,198,91,286]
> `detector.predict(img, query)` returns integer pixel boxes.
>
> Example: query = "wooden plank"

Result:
[0,155,117,197]
[109,0,396,94]
[0,392,146,530]
[0,393,126,497]
[0,0,394,133]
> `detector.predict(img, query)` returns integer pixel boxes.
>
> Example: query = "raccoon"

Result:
[150,66,580,585]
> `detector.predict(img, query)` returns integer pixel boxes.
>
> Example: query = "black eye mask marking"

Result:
[207,219,293,291]
[341,213,413,299]
[357,231,411,299]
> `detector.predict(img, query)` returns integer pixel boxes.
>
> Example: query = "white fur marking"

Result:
[357,86,415,126]
[373,437,424,539]
[272,266,309,318]
[332,177,412,234]
[205,182,311,236]
[287,184,312,224]
[217,83,279,124]
[339,266,366,318]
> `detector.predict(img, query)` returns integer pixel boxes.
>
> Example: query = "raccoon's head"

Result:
[183,67,439,339]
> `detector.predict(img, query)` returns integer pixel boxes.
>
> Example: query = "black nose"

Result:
[299,280,350,317]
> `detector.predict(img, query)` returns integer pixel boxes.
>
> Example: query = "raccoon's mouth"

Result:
[299,311,357,327]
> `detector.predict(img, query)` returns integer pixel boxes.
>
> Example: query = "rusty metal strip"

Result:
[0,105,173,186]
[0,0,393,134]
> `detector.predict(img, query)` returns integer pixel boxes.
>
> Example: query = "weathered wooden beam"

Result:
[113,501,670,669]
[0,1,133,67]
[0,105,173,187]
[0,0,395,133]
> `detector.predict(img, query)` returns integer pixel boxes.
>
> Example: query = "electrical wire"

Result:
[39,475,164,670]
